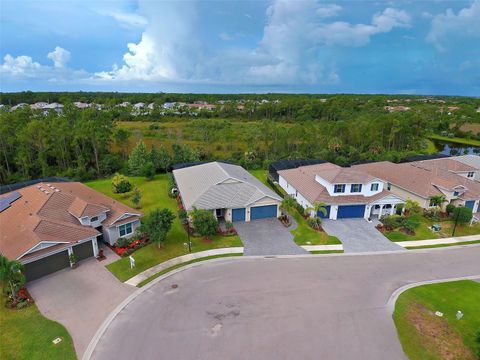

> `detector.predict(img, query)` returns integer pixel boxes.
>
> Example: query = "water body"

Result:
[433,140,480,156]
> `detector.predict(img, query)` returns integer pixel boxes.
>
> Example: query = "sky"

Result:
[1,0,479,95]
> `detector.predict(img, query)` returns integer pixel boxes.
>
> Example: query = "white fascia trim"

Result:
[19,237,94,264]
[115,220,137,228]
[368,194,405,205]
[110,212,142,225]
[16,241,69,260]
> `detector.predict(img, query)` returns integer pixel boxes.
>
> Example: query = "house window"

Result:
[119,223,133,237]
[467,172,474,178]
[334,184,346,193]
[387,183,391,190]
[453,191,460,197]
[90,216,98,222]
[350,184,362,193]
[371,183,379,191]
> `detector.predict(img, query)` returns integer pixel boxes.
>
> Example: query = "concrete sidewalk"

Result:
[397,234,480,248]
[125,247,244,286]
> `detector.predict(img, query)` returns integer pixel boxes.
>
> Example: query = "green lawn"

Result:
[86,175,242,282]
[385,216,480,242]
[393,280,480,360]
[289,210,341,245]
[0,303,76,360]
[429,134,480,147]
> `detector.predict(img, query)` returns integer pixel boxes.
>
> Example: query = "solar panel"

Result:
[0,191,22,212]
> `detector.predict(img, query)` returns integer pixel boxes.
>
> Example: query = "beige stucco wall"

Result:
[388,184,430,208]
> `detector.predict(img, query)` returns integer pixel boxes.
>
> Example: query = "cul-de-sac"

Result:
[1,2,480,360]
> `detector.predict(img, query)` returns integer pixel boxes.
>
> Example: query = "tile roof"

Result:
[0,182,141,261]
[353,161,480,200]
[278,164,393,205]
[173,162,281,210]
[451,155,480,170]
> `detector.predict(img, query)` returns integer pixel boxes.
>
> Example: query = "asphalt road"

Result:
[90,246,480,360]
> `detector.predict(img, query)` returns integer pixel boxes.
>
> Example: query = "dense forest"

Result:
[0,92,479,185]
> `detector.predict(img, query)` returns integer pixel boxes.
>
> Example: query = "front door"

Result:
[216,208,224,218]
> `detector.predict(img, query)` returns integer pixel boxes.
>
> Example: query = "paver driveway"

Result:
[322,219,405,253]
[27,248,134,358]
[89,246,480,360]
[234,218,308,256]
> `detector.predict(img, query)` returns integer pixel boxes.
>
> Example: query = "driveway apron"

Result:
[234,218,308,256]
[322,219,405,253]
[27,248,134,358]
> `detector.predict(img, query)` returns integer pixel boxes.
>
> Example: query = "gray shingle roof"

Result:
[173,162,281,210]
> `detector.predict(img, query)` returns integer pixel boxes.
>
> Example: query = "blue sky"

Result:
[1,0,479,95]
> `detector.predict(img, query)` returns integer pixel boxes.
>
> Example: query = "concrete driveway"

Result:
[28,247,134,358]
[234,218,308,256]
[322,219,405,253]
[89,246,480,360]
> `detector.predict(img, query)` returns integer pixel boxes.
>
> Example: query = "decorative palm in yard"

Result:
[306,202,328,218]
[280,196,297,214]
[0,255,25,299]
[429,195,447,215]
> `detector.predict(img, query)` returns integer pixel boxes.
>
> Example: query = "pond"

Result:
[432,140,480,156]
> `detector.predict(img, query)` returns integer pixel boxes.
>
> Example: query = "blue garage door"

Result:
[465,200,475,210]
[317,206,331,219]
[251,205,278,220]
[337,205,366,219]
[232,208,246,222]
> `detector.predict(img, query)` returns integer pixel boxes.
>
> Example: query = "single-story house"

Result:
[278,163,405,220]
[353,159,480,214]
[0,182,142,281]
[173,162,282,222]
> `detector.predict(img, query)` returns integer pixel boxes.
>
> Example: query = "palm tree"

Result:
[280,196,297,215]
[0,255,26,299]
[429,195,446,215]
[306,202,328,218]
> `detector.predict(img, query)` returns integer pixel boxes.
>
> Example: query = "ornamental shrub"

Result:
[191,208,218,237]
[307,217,322,230]
[446,203,456,215]
[452,206,473,224]
[403,214,421,233]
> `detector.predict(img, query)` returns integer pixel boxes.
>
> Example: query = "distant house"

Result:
[162,102,175,109]
[278,163,404,220]
[173,162,282,222]
[10,103,28,111]
[0,182,142,281]
[43,102,64,114]
[118,102,131,107]
[74,101,91,109]
[133,102,145,109]
[30,102,49,110]
[384,105,410,113]
[452,155,480,182]
[186,103,216,110]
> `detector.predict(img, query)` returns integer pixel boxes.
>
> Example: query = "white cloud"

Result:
[427,0,480,51]
[0,47,87,84]
[316,4,342,18]
[47,46,71,68]
[1,54,41,77]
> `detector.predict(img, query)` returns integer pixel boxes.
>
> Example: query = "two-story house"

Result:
[354,159,480,214]
[0,182,142,281]
[278,163,405,220]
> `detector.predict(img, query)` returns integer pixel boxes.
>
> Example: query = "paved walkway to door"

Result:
[322,219,405,253]
[234,218,308,256]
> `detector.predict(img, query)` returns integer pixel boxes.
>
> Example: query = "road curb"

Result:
[386,274,480,314]
[83,243,480,360]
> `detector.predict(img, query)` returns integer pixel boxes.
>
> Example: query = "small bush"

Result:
[424,209,440,221]
[307,217,322,230]
[115,179,132,194]
[225,221,234,230]
[446,203,456,215]
[294,202,305,216]
[115,237,130,248]
[380,215,403,230]
[141,162,156,180]
[403,214,421,233]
